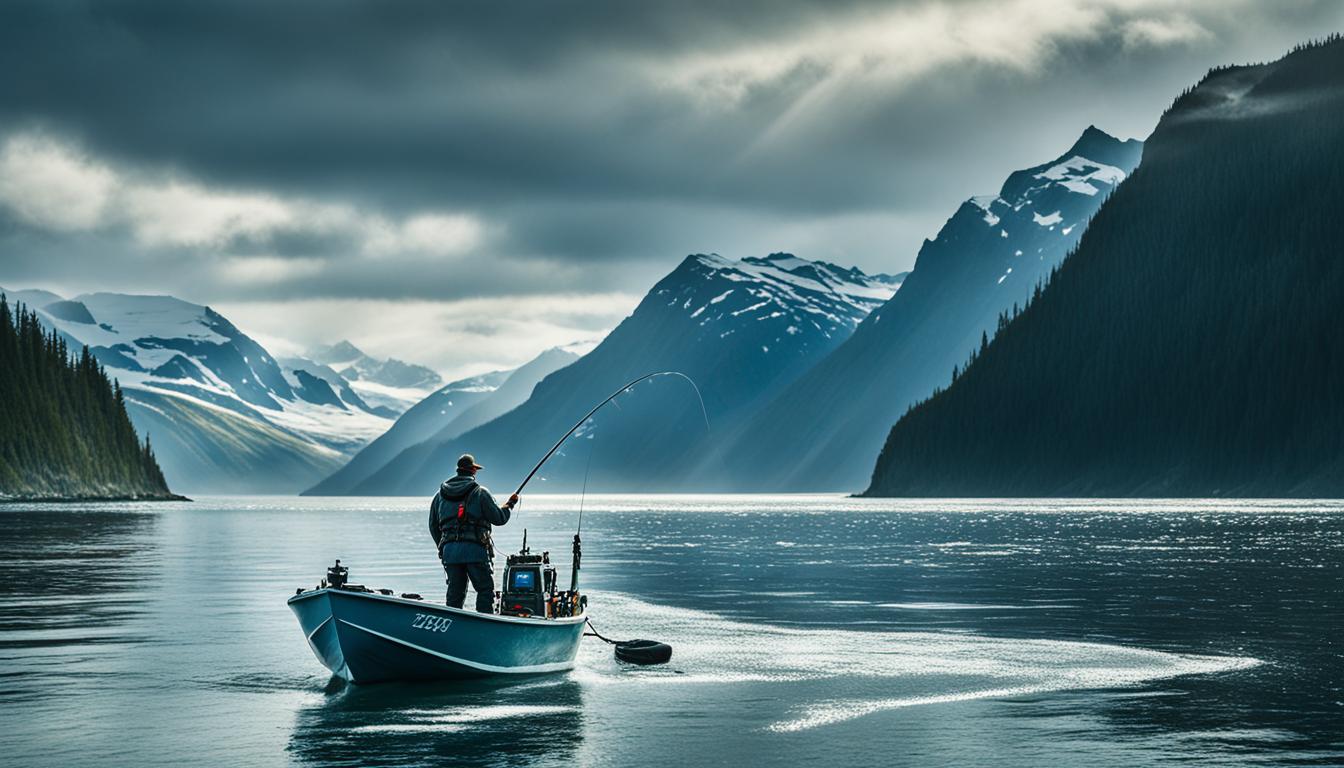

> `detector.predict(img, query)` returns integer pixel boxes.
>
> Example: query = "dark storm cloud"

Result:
[0,0,1341,367]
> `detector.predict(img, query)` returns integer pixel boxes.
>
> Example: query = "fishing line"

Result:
[577,428,596,536]
[512,371,709,497]
[506,371,700,668]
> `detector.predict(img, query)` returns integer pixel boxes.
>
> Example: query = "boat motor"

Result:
[326,559,348,589]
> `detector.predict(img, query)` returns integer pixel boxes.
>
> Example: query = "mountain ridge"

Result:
[866,36,1344,497]
[347,252,901,494]
[308,339,443,414]
[304,347,579,496]
[699,125,1142,491]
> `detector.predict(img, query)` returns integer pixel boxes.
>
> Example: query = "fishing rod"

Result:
[504,371,699,667]
[512,371,709,497]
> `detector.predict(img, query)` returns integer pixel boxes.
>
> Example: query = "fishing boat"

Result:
[287,590,587,683]
[290,546,588,683]
[288,372,693,683]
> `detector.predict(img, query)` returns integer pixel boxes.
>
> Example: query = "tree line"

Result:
[0,295,174,499]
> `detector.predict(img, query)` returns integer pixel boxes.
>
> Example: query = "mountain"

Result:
[6,290,393,494]
[701,126,1142,491]
[307,340,443,415]
[349,253,903,494]
[301,369,508,496]
[867,36,1344,497]
[304,347,579,495]
[276,356,398,418]
[0,296,176,500]
[435,348,580,441]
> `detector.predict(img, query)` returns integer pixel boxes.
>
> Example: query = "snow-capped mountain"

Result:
[308,340,443,415]
[344,252,902,495]
[702,126,1144,491]
[276,356,396,418]
[305,346,579,495]
[658,252,902,353]
[4,290,394,493]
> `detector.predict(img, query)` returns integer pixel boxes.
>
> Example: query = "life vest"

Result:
[437,483,493,554]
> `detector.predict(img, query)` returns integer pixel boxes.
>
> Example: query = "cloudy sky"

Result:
[0,1,1338,375]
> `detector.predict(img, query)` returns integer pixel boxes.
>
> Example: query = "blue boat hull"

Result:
[288,589,586,684]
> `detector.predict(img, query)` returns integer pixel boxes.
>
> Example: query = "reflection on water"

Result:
[289,677,584,767]
[0,496,1340,766]
[0,507,160,720]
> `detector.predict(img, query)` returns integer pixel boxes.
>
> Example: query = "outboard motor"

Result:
[326,559,348,589]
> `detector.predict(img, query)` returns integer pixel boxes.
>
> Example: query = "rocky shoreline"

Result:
[0,492,192,503]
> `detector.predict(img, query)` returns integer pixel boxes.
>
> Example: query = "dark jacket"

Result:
[430,472,511,564]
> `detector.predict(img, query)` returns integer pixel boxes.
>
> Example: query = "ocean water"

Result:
[0,495,1340,766]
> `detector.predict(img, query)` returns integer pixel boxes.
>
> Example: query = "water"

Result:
[0,496,1340,766]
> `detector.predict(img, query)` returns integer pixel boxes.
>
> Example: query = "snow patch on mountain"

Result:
[1033,210,1064,227]
[1033,155,1127,196]
[308,339,443,415]
[647,252,907,367]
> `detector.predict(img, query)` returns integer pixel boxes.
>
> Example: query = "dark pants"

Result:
[444,561,495,613]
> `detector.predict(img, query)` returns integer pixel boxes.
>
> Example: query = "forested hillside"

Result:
[866,37,1344,497]
[0,296,177,500]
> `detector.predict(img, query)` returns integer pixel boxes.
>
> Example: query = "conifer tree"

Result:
[0,295,175,499]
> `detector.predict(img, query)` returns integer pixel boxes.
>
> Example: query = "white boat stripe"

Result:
[336,619,577,675]
[305,616,332,642]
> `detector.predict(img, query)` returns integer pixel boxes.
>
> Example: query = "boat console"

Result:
[500,549,549,617]
[500,532,585,618]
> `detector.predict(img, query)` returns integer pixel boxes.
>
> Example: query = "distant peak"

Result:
[742,253,812,271]
[1069,125,1116,154]
[1066,125,1141,159]
[688,252,731,269]
[995,125,1144,202]
[310,339,366,362]
[685,251,887,286]
[330,340,365,357]
[1081,124,1112,140]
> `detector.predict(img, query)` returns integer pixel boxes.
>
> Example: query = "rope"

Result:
[583,617,629,645]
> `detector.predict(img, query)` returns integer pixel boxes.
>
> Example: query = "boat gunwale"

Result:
[287,587,587,627]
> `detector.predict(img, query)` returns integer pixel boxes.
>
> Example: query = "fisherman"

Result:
[429,453,519,613]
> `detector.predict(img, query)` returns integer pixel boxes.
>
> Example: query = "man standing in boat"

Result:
[430,453,519,613]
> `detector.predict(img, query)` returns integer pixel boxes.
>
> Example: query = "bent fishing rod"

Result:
[505,372,701,665]
[512,371,709,497]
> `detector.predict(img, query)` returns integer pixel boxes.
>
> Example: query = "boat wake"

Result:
[574,593,1260,732]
